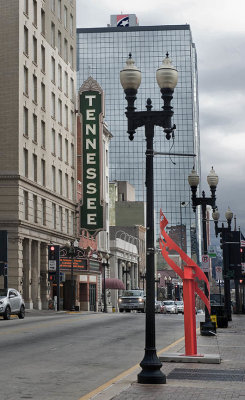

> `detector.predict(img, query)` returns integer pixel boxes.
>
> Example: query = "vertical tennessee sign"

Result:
[80,90,104,235]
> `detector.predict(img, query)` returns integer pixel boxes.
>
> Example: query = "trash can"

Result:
[211,304,228,328]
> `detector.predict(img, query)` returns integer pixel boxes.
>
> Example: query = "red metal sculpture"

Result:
[159,210,210,356]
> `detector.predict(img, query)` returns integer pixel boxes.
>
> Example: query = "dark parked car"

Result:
[0,288,25,320]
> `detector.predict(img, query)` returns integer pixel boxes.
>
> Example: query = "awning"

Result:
[102,278,125,290]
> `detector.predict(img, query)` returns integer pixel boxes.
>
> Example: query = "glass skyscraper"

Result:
[77,15,201,260]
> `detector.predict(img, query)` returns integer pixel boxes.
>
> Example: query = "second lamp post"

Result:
[120,53,178,384]
[188,167,219,334]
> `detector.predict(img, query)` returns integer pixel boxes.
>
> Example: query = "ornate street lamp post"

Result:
[188,167,219,334]
[70,239,79,312]
[212,207,233,321]
[101,253,110,313]
[122,261,131,290]
[120,53,178,384]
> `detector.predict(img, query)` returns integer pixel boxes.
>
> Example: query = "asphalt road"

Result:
[0,311,198,400]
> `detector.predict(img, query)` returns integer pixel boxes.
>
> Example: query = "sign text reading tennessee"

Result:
[80,90,103,235]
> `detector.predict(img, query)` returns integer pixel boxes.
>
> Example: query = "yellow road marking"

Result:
[78,335,186,400]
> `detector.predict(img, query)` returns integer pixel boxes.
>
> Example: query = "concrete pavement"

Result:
[80,314,245,400]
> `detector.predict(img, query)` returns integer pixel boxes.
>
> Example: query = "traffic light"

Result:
[48,272,56,282]
[240,247,245,263]
[175,284,180,300]
[48,245,60,282]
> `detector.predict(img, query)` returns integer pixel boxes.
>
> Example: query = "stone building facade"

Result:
[0,0,77,309]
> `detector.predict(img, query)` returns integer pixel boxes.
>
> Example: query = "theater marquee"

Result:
[79,78,104,236]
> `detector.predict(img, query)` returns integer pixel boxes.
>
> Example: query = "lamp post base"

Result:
[137,349,166,384]
[200,321,216,336]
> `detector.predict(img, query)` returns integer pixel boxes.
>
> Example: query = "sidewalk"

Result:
[86,315,245,400]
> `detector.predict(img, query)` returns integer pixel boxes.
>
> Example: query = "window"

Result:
[71,143,74,167]
[70,77,74,100]
[24,26,28,55]
[70,45,74,69]
[51,56,55,83]
[51,0,55,12]
[41,159,46,186]
[71,211,74,234]
[70,14,73,36]
[41,82,45,109]
[33,195,38,223]
[64,6,67,29]
[65,173,68,197]
[24,148,28,178]
[64,71,68,95]
[65,139,68,163]
[33,36,37,64]
[65,105,68,129]
[58,0,61,20]
[70,110,74,134]
[51,22,55,47]
[24,0,28,15]
[59,169,62,195]
[41,120,45,147]
[41,9,45,35]
[58,133,62,158]
[23,106,28,136]
[33,113,37,142]
[65,209,69,233]
[33,154,37,182]
[51,128,55,154]
[58,30,62,55]
[64,38,68,63]
[41,45,45,72]
[42,198,46,225]
[33,74,37,103]
[59,206,63,231]
[52,166,56,191]
[51,92,55,118]
[33,0,37,26]
[24,191,28,220]
[58,99,62,124]
[24,66,28,95]
[58,64,62,89]
[52,203,56,229]
[71,177,74,200]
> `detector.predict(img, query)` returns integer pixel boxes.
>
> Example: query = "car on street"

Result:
[155,300,162,313]
[0,288,25,320]
[118,290,145,313]
[175,300,184,314]
[160,301,167,314]
[163,300,178,314]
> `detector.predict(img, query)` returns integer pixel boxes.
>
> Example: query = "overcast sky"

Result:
[76,0,245,234]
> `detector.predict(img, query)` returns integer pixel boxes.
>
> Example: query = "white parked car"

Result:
[175,301,184,314]
[0,288,25,320]
[163,300,178,314]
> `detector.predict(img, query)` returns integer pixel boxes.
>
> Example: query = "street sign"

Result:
[208,245,216,258]
[215,266,223,280]
[201,255,210,273]
[48,260,56,272]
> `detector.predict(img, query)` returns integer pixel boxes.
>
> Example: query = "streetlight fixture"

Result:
[212,207,233,320]
[188,167,218,334]
[101,253,110,313]
[120,53,178,384]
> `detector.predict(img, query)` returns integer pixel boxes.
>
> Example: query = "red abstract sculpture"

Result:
[159,210,210,356]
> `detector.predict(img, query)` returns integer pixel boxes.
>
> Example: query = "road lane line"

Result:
[78,334,186,400]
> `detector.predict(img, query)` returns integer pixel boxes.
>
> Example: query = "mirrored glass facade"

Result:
[77,24,201,259]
